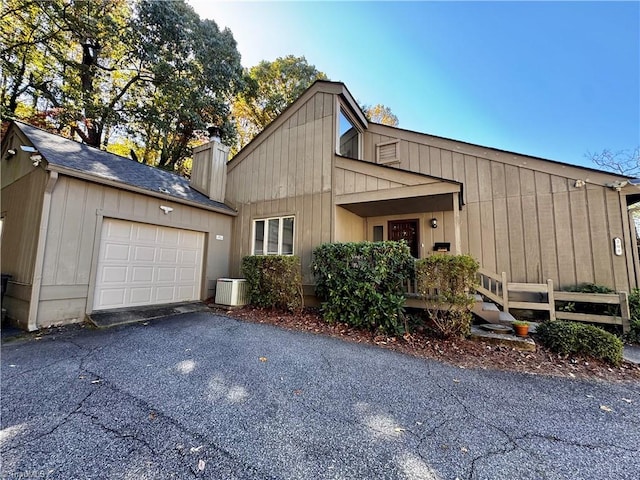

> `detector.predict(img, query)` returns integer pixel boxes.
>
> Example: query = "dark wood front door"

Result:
[388,219,419,257]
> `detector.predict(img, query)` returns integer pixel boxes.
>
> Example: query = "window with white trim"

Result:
[253,216,294,255]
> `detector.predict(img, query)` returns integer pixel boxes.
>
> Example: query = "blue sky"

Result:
[188,1,639,170]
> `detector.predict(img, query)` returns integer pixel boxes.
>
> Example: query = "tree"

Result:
[231,55,327,153]
[1,0,243,172]
[362,103,399,127]
[1,0,145,146]
[131,0,243,171]
[586,147,640,177]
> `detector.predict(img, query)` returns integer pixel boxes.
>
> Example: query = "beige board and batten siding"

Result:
[0,168,48,322]
[191,141,228,202]
[33,175,232,328]
[363,123,635,291]
[226,91,335,285]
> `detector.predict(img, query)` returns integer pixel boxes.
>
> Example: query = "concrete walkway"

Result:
[624,345,640,364]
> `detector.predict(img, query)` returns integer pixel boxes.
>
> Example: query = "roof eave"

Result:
[46,164,238,216]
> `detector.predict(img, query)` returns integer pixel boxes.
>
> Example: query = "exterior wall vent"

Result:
[376,140,400,164]
[215,278,248,306]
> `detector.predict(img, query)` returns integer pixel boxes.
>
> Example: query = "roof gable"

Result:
[229,80,366,168]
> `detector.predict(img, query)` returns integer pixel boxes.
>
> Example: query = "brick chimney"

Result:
[190,126,229,203]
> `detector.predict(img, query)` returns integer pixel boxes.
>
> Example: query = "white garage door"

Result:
[93,219,205,310]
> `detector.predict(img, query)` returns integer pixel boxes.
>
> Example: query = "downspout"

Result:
[27,171,58,331]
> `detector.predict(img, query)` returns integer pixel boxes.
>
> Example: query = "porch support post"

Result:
[452,192,461,254]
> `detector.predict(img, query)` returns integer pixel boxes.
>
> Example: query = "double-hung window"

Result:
[253,216,294,255]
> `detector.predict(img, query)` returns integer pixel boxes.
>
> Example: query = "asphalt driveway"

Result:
[2,312,639,479]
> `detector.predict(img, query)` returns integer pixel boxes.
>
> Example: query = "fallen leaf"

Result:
[461,446,468,453]
[259,357,268,362]
[394,427,405,433]
[622,398,632,403]
[586,394,594,398]
[9,364,17,368]
[149,411,157,420]
[197,459,206,471]
[91,380,101,384]
[453,378,460,383]
[190,445,203,453]
[293,389,303,395]
[600,405,613,412]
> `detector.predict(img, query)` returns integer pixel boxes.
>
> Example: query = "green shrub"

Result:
[312,241,414,335]
[536,320,623,366]
[557,283,619,317]
[241,255,303,311]
[415,254,479,337]
[625,288,640,344]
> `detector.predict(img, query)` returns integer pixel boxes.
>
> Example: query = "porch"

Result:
[333,156,463,257]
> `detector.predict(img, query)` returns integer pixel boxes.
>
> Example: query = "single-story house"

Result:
[225,80,640,298]
[1,121,235,331]
[3,80,639,329]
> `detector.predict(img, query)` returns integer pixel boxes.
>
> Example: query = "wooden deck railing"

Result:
[476,268,631,333]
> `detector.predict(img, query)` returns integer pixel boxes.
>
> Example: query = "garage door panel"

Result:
[160,228,180,245]
[180,250,198,265]
[131,266,153,282]
[130,287,153,304]
[179,267,197,282]
[93,219,204,311]
[135,224,158,242]
[100,266,128,283]
[177,285,196,299]
[157,267,176,282]
[180,232,201,248]
[155,286,175,302]
[107,221,133,239]
[97,289,126,308]
[134,246,156,262]
[103,243,130,262]
[159,248,178,263]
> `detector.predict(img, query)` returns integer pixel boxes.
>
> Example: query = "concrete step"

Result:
[470,325,536,352]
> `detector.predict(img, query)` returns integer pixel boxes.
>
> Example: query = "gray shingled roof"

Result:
[14,121,235,214]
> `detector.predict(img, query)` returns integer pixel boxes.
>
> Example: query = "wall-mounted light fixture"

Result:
[30,154,42,167]
[574,179,585,188]
[2,149,16,161]
[430,218,438,229]
[160,205,173,214]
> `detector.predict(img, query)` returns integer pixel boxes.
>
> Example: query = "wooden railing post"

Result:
[619,291,631,334]
[547,279,556,321]
[501,271,509,312]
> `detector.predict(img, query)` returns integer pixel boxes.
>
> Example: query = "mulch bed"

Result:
[212,305,640,383]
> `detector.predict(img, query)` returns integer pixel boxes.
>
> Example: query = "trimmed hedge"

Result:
[312,241,414,335]
[415,254,479,337]
[625,288,640,344]
[241,255,303,311]
[536,320,623,366]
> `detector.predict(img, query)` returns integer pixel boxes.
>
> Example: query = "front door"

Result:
[388,219,419,258]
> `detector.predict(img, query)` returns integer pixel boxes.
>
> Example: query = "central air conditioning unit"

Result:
[215,278,248,306]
